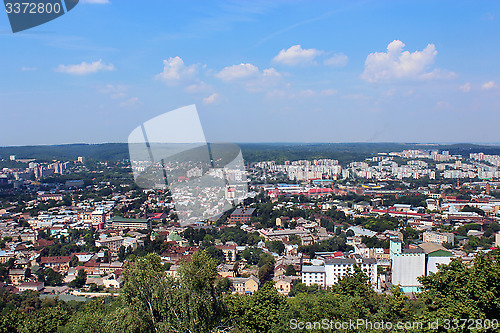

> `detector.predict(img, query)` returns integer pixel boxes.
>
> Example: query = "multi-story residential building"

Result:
[301,265,326,288]
[37,193,63,202]
[423,231,454,246]
[324,257,378,289]
[91,210,106,226]
[95,236,124,251]
[108,216,151,230]
[229,208,256,224]
[215,244,237,262]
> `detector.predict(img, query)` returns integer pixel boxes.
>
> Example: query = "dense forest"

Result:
[1,142,500,164]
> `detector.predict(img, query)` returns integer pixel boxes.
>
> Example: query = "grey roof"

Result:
[402,248,425,254]
[302,265,325,273]
[347,226,377,237]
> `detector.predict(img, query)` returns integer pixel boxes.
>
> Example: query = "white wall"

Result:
[392,253,425,288]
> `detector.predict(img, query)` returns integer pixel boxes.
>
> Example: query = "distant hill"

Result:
[1,142,500,164]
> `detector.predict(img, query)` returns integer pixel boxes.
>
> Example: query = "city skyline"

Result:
[2,1,500,145]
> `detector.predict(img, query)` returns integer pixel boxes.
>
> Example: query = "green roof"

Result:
[427,249,453,257]
[167,231,182,242]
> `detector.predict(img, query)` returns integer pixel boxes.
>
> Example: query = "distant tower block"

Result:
[77,156,85,163]
[9,155,16,161]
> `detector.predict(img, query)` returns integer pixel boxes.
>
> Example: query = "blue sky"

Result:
[1,0,500,145]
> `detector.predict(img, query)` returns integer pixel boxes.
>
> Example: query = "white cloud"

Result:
[298,89,317,98]
[203,93,221,105]
[321,89,338,96]
[100,84,127,99]
[185,81,211,93]
[156,56,198,84]
[215,63,259,81]
[324,53,348,67]
[267,88,337,99]
[120,97,140,107]
[298,89,337,98]
[459,82,471,92]
[361,40,445,82]
[81,0,110,3]
[273,45,323,66]
[215,63,282,92]
[342,94,369,100]
[420,68,457,80]
[482,81,497,90]
[55,59,115,75]
[21,67,36,71]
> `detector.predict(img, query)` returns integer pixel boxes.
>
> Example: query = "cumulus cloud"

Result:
[185,81,211,93]
[361,40,449,82]
[459,82,471,92]
[55,59,115,75]
[272,45,323,66]
[21,67,36,71]
[215,63,260,81]
[215,63,281,92]
[482,81,497,90]
[324,53,348,67]
[156,56,198,84]
[203,93,221,105]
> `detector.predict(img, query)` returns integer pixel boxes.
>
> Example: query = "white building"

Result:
[301,265,326,288]
[423,231,454,246]
[324,257,378,289]
[95,236,124,251]
[390,239,453,293]
[390,239,425,293]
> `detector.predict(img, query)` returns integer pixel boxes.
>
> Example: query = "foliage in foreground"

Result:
[0,251,498,332]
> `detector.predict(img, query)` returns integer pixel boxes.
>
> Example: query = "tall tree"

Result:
[121,251,226,333]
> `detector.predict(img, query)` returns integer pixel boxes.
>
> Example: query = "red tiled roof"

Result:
[40,256,71,264]
[35,239,54,248]
[216,245,236,250]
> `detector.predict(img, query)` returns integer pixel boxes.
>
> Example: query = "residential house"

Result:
[8,269,27,285]
[103,273,123,289]
[166,265,180,278]
[229,275,259,294]
[273,275,294,295]
[18,281,44,292]
[39,256,71,271]
[216,244,237,262]
[217,263,235,278]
